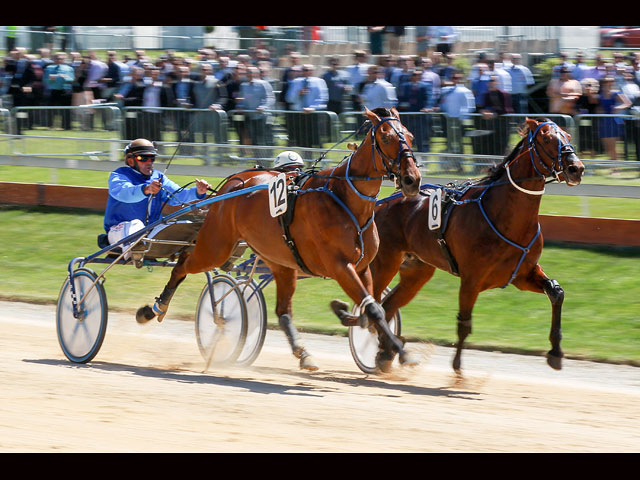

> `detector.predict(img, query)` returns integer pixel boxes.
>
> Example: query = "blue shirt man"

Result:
[285,65,328,111]
[43,54,75,92]
[238,66,275,115]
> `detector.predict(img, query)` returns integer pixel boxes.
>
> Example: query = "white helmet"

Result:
[274,151,304,169]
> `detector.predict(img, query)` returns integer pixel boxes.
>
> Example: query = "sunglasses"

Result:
[135,155,155,163]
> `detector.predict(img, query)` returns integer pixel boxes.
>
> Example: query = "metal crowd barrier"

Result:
[10,104,123,136]
[2,104,640,176]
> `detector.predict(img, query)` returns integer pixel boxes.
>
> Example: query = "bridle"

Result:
[369,115,417,183]
[504,121,576,196]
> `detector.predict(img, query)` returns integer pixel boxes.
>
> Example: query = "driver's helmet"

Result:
[274,151,304,169]
[124,138,157,162]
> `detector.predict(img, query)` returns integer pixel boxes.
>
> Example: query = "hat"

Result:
[124,139,157,158]
[274,151,304,168]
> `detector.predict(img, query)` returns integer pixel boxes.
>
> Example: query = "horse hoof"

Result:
[330,299,349,315]
[136,305,155,324]
[299,352,319,371]
[546,352,563,370]
[376,351,395,373]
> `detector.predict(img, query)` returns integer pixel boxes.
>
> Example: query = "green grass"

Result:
[1,205,639,365]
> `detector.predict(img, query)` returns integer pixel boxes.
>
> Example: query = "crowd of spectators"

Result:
[2,40,640,163]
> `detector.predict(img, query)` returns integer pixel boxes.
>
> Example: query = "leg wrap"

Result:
[457,313,472,336]
[364,301,385,324]
[279,314,303,356]
[544,279,564,305]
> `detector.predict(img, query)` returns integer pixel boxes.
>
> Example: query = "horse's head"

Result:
[524,118,585,186]
[365,107,421,196]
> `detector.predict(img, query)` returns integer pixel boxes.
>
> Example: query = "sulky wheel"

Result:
[56,267,108,363]
[195,274,248,368]
[234,276,268,367]
[348,288,401,374]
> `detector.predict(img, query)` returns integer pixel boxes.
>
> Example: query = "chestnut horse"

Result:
[370,118,585,374]
[137,107,421,371]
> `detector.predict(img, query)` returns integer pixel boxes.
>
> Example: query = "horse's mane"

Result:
[481,117,551,183]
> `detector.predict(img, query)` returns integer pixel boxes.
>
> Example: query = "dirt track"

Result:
[1,299,639,453]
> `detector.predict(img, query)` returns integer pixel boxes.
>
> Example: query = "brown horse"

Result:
[137,107,422,371]
[370,118,585,374]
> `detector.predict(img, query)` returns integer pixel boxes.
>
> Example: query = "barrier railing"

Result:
[10,104,122,136]
[1,105,639,177]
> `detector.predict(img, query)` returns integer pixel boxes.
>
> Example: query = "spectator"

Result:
[397,68,434,152]
[172,64,196,145]
[284,64,328,150]
[346,50,371,111]
[439,53,458,83]
[420,57,441,105]
[43,52,74,130]
[322,56,351,115]
[214,56,231,81]
[192,62,223,146]
[505,53,534,113]
[367,27,385,55]
[572,52,591,82]
[361,65,397,110]
[113,67,146,139]
[475,75,513,158]
[486,55,512,95]
[547,67,582,116]
[438,72,476,171]
[576,78,601,155]
[237,65,275,149]
[141,67,174,144]
[102,51,124,102]
[218,61,247,112]
[621,70,640,164]
[414,26,431,58]
[389,55,413,89]
[468,51,488,83]
[431,26,458,55]
[379,54,397,83]
[597,76,632,170]
[552,52,574,79]
[384,26,405,54]
[257,60,277,91]
[587,54,608,82]
[279,51,302,111]
[85,51,108,103]
[7,48,37,132]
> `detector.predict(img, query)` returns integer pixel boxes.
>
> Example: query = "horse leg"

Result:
[271,266,318,371]
[136,222,241,324]
[380,255,436,322]
[453,281,480,374]
[513,264,564,370]
[136,250,191,323]
[330,263,417,371]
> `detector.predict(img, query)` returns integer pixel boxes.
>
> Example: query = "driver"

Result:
[104,138,210,257]
[273,150,305,170]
